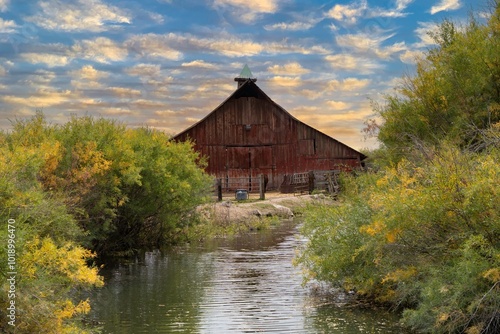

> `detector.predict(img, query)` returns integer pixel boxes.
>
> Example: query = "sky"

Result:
[0,0,490,150]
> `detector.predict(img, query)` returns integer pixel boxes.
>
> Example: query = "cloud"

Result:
[154,109,177,116]
[430,0,461,15]
[26,0,131,32]
[2,89,75,107]
[336,32,406,59]
[0,0,8,12]
[126,34,183,60]
[396,0,414,11]
[69,65,109,88]
[21,53,70,67]
[327,0,414,23]
[268,62,310,75]
[124,32,329,59]
[264,21,315,31]
[328,78,371,91]
[107,87,142,98]
[0,65,6,76]
[326,100,351,110]
[0,18,17,33]
[176,32,264,57]
[414,21,440,47]
[72,37,128,63]
[325,54,382,74]
[182,81,234,101]
[269,76,303,87]
[125,63,162,77]
[23,69,56,87]
[213,0,278,23]
[399,49,424,64]
[326,0,367,24]
[181,60,217,69]
[71,65,109,81]
[214,0,277,12]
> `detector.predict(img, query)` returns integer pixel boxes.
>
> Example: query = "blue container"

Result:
[235,189,248,200]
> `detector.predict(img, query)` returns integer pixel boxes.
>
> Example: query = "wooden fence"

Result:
[280,170,340,196]
[214,175,266,200]
[213,170,341,201]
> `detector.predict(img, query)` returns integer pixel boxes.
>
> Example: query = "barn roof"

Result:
[173,79,367,160]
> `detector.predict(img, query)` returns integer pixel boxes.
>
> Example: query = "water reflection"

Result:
[88,221,406,333]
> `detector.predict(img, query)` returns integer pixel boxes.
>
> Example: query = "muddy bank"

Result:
[196,194,333,225]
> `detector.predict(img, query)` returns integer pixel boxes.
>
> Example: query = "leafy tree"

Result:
[112,128,212,251]
[298,3,500,333]
[1,112,213,331]
[298,144,500,333]
[374,6,500,162]
[0,137,102,333]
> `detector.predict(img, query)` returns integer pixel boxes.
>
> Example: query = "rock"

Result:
[272,204,294,218]
[250,209,262,217]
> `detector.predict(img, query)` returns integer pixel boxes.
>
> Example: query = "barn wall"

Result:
[174,83,364,190]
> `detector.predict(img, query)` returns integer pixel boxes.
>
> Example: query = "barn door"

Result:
[225,146,274,191]
[225,147,250,190]
[249,146,273,190]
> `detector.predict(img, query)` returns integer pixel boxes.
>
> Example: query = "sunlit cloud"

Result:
[24,69,56,87]
[125,63,161,77]
[264,21,315,31]
[213,0,278,23]
[268,62,310,75]
[72,37,127,63]
[70,65,109,81]
[430,0,461,15]
[396,0,414,11]
[0,17,17,33]
[26,0,131,32]
[326,0,367,24]
[414,21,440,47]
[181,60,217,69]
[107,87,142,98]
[328,78,371,92]
[123,32,330,58]
[126,34,183,60]
[325,54,382,74]
[269,76,303,88]
[181,81,235,102]
[335,32,407,59]
[21,53,70,67]
[154,109,177,116]
[399,49,424,64]
[326,100,351,110]
[2,89,75,107]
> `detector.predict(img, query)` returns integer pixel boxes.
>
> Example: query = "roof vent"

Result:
[234,64,257,88]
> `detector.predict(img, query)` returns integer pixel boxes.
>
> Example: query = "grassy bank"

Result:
[183,194,327,241]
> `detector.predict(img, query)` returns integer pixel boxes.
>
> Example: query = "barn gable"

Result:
[173,73,366,190]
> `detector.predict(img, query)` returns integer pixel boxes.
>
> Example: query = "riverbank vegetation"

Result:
[0,113,212,332]
[297,4,500,334]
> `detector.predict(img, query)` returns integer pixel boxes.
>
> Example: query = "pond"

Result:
[88,221,407,333]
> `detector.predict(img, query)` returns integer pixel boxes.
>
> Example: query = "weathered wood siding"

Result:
[174,81,365,190]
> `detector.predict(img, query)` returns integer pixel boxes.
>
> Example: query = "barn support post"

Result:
[308,171,315,194]
[259,174,265,200]
[217,178,223,201]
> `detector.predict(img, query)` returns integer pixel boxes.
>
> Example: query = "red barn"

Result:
[173,66,366,190]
